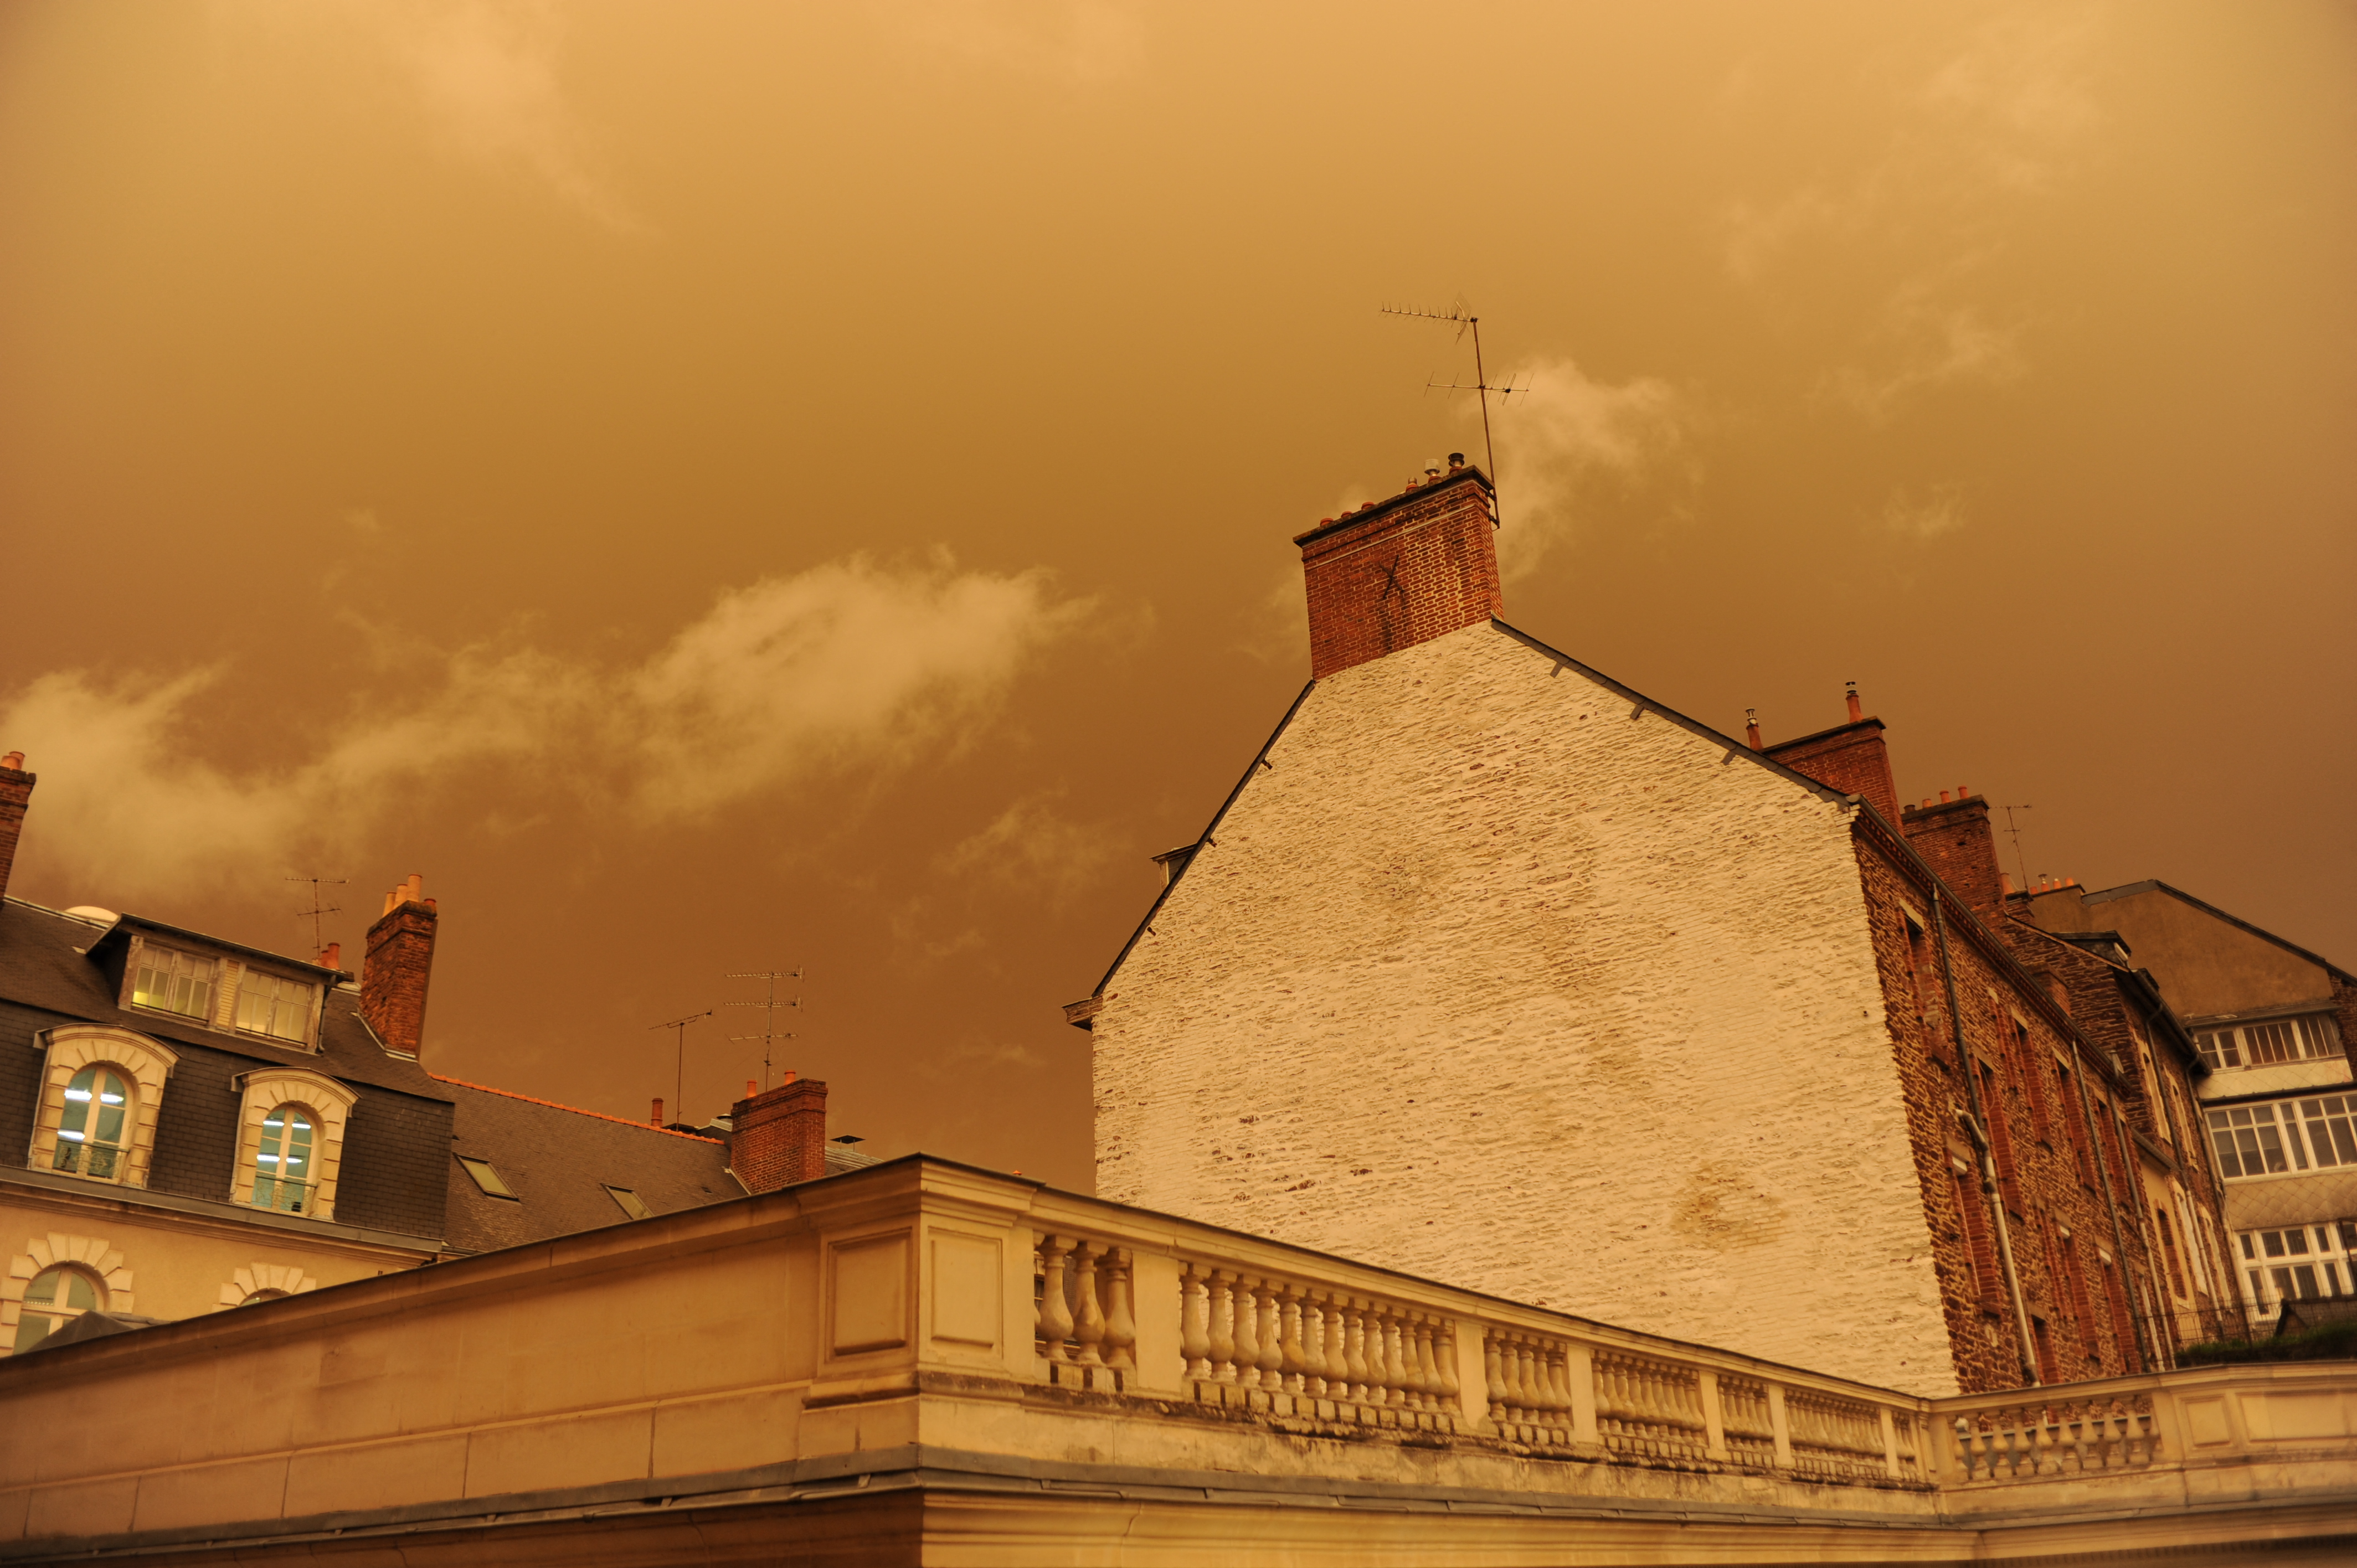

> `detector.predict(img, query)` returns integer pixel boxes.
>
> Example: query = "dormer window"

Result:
[234,972,317,1044]
[55,1067,130,1181]
[131,946,217,1021]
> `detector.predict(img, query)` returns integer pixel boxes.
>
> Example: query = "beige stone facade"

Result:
[1091,621,1964,1392]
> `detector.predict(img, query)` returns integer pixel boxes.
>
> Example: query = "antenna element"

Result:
[1380,300,1522,529]
[726,967,804,1094]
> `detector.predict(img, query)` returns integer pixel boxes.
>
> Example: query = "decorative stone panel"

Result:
[217,1262,320,1308]
[1,1231,133,1357]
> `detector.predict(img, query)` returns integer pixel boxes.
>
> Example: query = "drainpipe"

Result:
[2063,1044,2152,1371]
[1931,885,2041,1387]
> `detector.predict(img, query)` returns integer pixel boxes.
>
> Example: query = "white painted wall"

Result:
[1093,623,1959,1395]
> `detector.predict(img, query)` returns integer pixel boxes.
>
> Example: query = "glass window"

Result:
[2241,1225,2357,1309]
[2299,1096,2357,1168]
[52,1066,130,1181]
[132,946,217,1020]
[251,1103,315,1213]
[2196,1014,2342,1071]
[604,1185,650,1220]
[12,1267,101,1352]
[2209,1105,2300,1177]
[234,972,316,1044]
[456,1156,517,1199]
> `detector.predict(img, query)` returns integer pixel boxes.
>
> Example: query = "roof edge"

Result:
[2080,880,2355,987]
[430,1074,725,1143]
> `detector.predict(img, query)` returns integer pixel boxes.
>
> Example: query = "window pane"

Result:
[2293,1265,2321,1298]
[12,1314,53,1353]
[23,1270,59,1306]
[64,1273,97,1309]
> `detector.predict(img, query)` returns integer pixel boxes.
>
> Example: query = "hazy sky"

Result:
[3,2,2351,1189]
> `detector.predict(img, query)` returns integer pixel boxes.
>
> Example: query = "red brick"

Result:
[1294,465,1500,679]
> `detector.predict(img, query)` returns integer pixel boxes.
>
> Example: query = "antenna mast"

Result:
[286,875,347,963]
[1380,300,1522,529]
[2000,806,2035,895]
[725,967,802,1094]
[649,1010,714,1128]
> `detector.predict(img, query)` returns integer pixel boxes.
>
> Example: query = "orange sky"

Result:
[3,2,2352,1189]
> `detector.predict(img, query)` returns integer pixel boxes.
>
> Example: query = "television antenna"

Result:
[649,1010,714,1127]
[1379,299,1523,529]
[286,875,347,963]
[725,967,802,1094]
[2000,805,2034,894]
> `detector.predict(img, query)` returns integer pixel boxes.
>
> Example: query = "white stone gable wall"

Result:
[1093,623,1957,1394]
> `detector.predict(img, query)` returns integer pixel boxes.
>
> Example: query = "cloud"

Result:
[938,794,1120,899]
[1491,357,1686,579]
[1718,4,2105,415]
[1879,484,1968,543]
[895,0,1145,84]
[352,0,641,230]
[1,557,1091,906]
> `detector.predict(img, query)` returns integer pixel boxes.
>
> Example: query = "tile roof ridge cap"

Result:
[427,1072,724,1142]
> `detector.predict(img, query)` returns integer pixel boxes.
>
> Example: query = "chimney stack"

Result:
[0,752,32,906]
[361,873,438,1058]
[1761,687,1901,827]
[1900,787,2006,920]
[728,1076,830,1193]
[319,941,341,972]
[1294,460,1500,679]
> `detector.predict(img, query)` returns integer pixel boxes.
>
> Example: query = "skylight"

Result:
[455,1156,517,1199]
[604,1185,651,1220]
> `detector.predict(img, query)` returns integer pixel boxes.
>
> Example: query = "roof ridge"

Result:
[427,1073,723,1143]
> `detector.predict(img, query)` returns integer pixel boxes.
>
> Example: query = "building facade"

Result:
[1075,460,2219,1397]
[2019,878,2357,1322]
[0,751,831,1355]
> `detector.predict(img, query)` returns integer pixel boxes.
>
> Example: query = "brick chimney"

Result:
[1294,457,1501,679]
[0,752,31,906]
[1900,789,2005,920]
[361,873,438,1058]
[728,1074,828,1193]
[1762,685,1901,827]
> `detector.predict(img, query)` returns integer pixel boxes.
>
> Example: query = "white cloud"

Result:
[894,0,1145,84]
[938,793,1120,899]
[2,557,1090,906]
[1880,484,1968,543]
[1491,358,1685,580]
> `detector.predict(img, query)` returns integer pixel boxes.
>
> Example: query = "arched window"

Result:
[12,1267,101,1352]
[251,1103,316,1213]
[54,1066,131,1182]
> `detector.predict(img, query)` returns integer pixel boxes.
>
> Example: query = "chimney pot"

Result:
[1743,708,1762,751]
[1939,790,1952,803]
[320,941,341,971]
[1,752,22,770]
[746,1078,758,1097]
[1448,452,1465,468]
[651,1097,663,1127]
[1845,682,1863,723]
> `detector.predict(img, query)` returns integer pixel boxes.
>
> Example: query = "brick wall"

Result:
[1295,465,1501,680]
[729,1077,827,1193]
[361,895,438,1059]
[0,756,30,906]
[1763,718,1901,828]
[1901,793,2005,919]
[1091,621,1963,1395]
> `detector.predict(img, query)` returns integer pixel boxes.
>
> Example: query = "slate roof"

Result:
[435,1076,738,1254]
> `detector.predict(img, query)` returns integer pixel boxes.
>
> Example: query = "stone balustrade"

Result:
[2,1157,2351,1566]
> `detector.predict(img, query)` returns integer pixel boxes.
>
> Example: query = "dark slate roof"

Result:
[0,899,450,1100]
[435,1075,739,1254]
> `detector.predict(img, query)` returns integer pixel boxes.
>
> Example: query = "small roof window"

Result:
[455,1155,517,1200]
[604,1185,651,1220]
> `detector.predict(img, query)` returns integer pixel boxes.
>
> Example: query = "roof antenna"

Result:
[725,966,802,1094]
[286,875,347,965]
[2001,805,2034,896]
[1380,298,1521,530]
[649,1009,714,1128]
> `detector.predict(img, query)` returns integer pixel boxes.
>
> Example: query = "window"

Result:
[234,972,316,1044]
[604,1185,651,1220]
[1981,1064,2023,1215]
[250,1103,316,1213]
[1904,917,1937,1029]
[2196,1013,2343,1071]
[456,1156,517,1199]
[131,946,217,1021]
[12,1267,100,1353]
[2209,1098,2357,1178]
[52,1066,130,1182]
[2239,1225,2357,1307]
[2057,1064,2094,1185]
[2154,1208,2188,1299]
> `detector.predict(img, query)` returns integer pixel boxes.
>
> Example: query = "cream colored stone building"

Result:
[1075,461,2229,1398]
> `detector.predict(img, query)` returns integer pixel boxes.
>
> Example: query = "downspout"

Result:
[1931,885,2041,1387]
[2063,1044,2150,1371]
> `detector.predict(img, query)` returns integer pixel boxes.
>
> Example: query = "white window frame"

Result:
[2195,1012,2344,1072]
[230,966,322,1049]
[2207,1095,2357,1179]
[27,1028,179,1189]
[214,1262,320,1309]
[2236,1221,2357,1310]
[229,1068,358,1221]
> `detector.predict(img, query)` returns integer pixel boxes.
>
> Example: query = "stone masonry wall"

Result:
[1091,622,1962,1395]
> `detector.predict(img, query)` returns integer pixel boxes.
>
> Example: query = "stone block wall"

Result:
[1092,621,1962,1395]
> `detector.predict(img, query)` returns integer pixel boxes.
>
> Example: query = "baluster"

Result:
[1231,1277,1263,1388]
[1257,1283,1285,1390]
[1404,1315,1432,1410]
[1952,1417,1979,1482]
[1037,1235,1074,1363]
[1180,1265,1212,1380]
[1072,1242,1107,1365]
[1383,1308,1411,1406]
[1484,1331,1506,1422]
[1318,1293,1346,1400]
[1537,1342,1567,1443]
[1207,1271,1238,1383]
[1342,1300,1370,1404]
[1102,1249,1136,1372]
[1275,1282,1305,1392]
[1435,1317,1461,1419]
[1299,1291,1327,1396]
